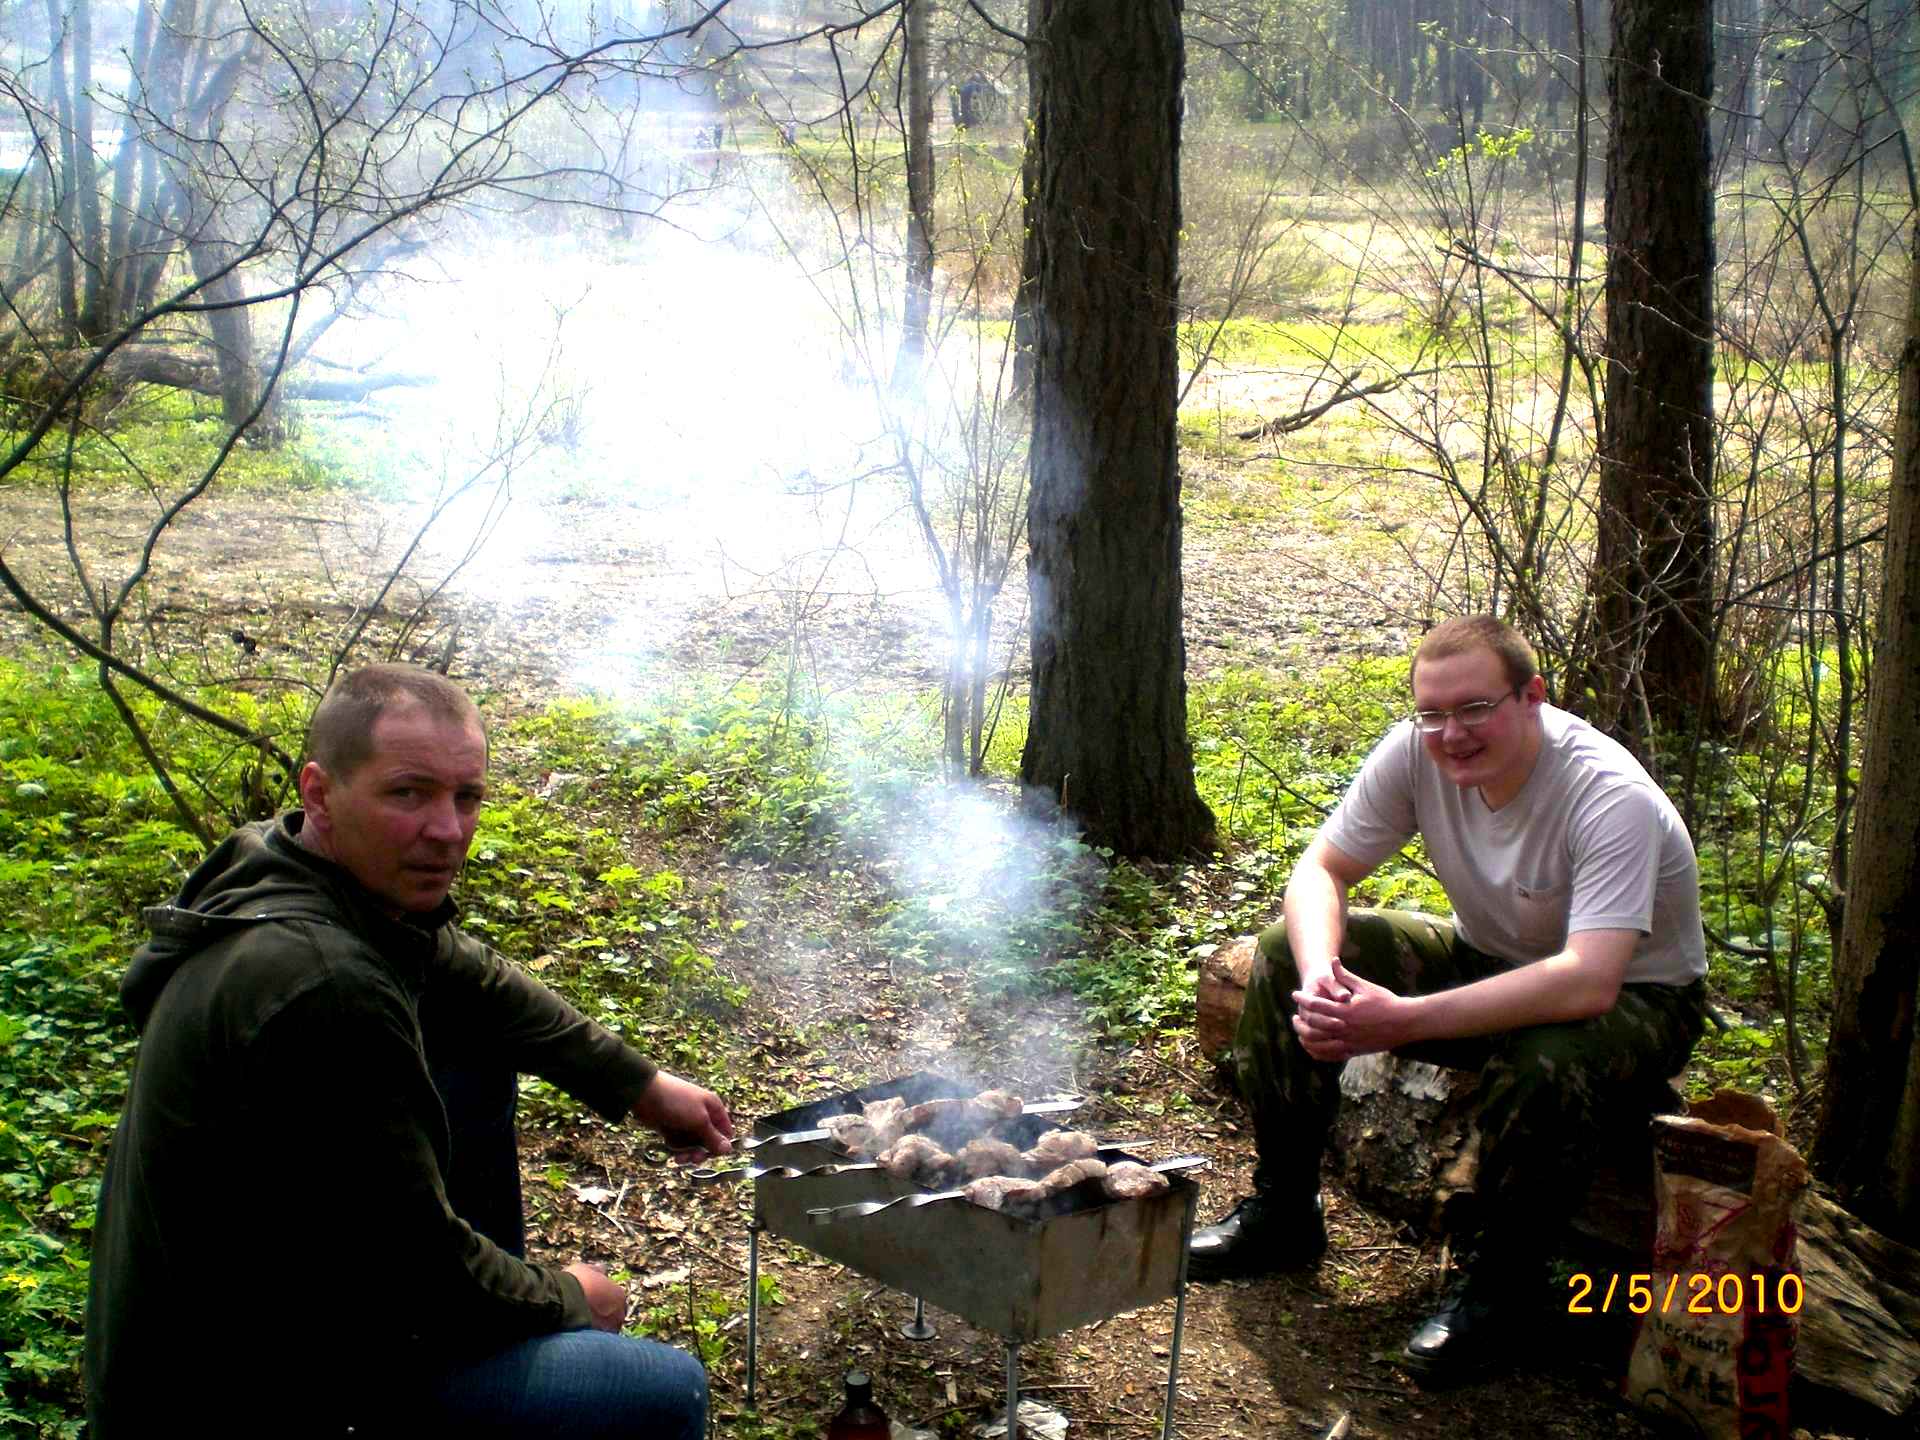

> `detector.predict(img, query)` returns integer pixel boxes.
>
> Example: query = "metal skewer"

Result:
[691,1138,1149,1185]
[738,1096,1086,1152]
[689,1160,871,1184]
[806,1155,1209,1225]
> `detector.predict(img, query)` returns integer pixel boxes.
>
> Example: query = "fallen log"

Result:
[9,344,431,409]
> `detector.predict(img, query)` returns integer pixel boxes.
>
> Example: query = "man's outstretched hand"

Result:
[633,1070,734,1160]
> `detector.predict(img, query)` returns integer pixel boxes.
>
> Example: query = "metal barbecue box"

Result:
[748,1072,1199,1343]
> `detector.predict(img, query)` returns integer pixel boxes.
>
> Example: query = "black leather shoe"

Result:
[1185,1192,1326,1282]
[1401,1264,1526,1386]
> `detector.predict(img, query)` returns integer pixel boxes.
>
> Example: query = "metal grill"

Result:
[733,1072,1200,1439]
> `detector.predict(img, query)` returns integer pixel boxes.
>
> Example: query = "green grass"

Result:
[2,388,375,496]
[1177,315,1432,369]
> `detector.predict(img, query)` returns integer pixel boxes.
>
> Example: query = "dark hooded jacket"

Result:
[83,815,658,1437]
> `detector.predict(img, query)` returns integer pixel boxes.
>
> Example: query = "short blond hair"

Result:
[304,664,483,780]
[1413,616,1538,692]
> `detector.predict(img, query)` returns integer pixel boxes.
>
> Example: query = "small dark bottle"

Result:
[826,1369,891,1440]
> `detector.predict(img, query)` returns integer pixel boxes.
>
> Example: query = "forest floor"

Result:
[0,366,1852,1440]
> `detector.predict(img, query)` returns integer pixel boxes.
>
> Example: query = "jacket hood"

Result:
[123,815,449,1028]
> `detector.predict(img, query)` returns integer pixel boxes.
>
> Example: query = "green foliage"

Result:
[1189,661,1403,849]
[0,660,217,1433]
[4,387,368,495]
[497,690,853,866]
[1427,125,1535,177]
[631,1272,781,1371]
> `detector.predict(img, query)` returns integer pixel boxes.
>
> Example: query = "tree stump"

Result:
[1195,935,1258,1061]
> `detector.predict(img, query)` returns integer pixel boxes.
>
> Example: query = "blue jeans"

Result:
[406,1329,708,1439]
[411,1061,707,1438]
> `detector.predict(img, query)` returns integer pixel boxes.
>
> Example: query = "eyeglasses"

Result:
[1411,689,1520,734]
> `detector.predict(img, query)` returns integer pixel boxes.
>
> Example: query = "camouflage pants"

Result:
[1232,908,1706,1263]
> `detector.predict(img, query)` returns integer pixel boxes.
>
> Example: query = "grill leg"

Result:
[1005,1341,1021,1440]
[1162,1185,1198,1440]
[746,1220,763,1410]
[901,1294,936,1341]
[1162,1273,1190,1440]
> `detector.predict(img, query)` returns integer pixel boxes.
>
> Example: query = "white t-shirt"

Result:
[1321,704,1707,986]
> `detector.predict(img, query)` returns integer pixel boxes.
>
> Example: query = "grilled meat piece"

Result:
[1102,1161,1170,1199]
[954,1137,1024,1180]
[862,1096,911,1149]
[902,1090,1024,1139]
[877,1134,955,1186]
[973,1089,1023,1119]
[964,1157,1106,1214]
[1036,1158,1108,1194]
[962,1174,1049,1213]
[822,1113,881,1155]
[1022,1129,1097,1170]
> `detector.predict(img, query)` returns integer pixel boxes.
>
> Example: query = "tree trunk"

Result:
[43,0,81,332]
[1019,0,1215,860]
[70,0,104,335]
[894,0,935,389]
[1585,0,1716,739]
[1812,245,1920,1246]
[103,0,158,328]
[1011,0,1042,405]
[125,0,200,321]
[184,236,269,432]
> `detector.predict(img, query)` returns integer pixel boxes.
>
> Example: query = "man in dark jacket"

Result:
[84,664,733,1437]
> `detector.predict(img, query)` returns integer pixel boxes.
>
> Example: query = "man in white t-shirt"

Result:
[1188,617,1708,1385]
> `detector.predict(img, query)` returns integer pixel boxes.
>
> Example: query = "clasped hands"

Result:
[1291,954,1410,1062]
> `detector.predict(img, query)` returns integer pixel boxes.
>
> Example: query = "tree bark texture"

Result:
[1011,0,1042,405]
[1019,0,1215,860]
[895,0,935,387]
[1588,0,1717,738]
[43,0,81,332]
[1812,246,1920,1247]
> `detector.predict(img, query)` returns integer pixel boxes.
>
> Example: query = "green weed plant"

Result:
[4,388,368,496]
[0,656,292,1434]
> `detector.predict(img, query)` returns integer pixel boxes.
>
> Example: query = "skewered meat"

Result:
[1022,1129,1097,1169]
[964,1158,1109,1215]
[902,1091,1024,1138]
[878,1134,955,1186]
[820,1098,914,1157]
[955,1137,1024,1180]
[862,1096,911,1149]
[962,1174,1049,1212]
[822,1114,880,1154]
[1036,1158,1107,1192]
[1102,1161,1170,1199]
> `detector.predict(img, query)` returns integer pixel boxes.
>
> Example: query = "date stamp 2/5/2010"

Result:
[1568,1271,1805,1316]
